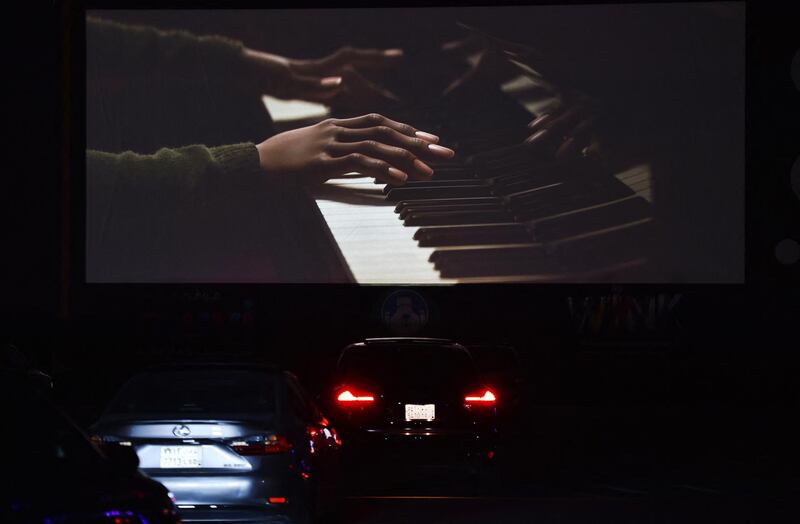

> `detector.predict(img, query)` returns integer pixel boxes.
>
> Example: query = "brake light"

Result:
[464,389,496,405]
[230,434,292,455]
[268,497,287,504]
[336,388,374,403]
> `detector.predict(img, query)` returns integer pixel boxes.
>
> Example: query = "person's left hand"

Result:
[439,31,523,97]
[240,46,405,110]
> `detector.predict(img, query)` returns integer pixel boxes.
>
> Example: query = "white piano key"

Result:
[262,95,330,123]
[614,163,653,203]
[314,178,457,284]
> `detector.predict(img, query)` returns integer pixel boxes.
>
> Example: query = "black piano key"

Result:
[482,154,542,173]
[425,159,465,168]
[414,223,531,247]
[491,171,562,189]
[513,183,637,220]
[394,196,502,213]
[433,168,480,180]
[404,209,515,227]
[430,244,543,264]
[382,179,486,194]
[386,184,492,202]
[554,219,655,261]
[438,258,560,278]
[399,202,505,219]
[531,197,652,242]
[466,143,532,165]
[431,245,552,278]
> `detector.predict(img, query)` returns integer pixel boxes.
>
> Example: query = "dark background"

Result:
[3,0,799,515]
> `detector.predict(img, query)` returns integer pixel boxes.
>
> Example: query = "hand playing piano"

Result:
[255,113,455,185]
[525,95,604,162]
[241,46,404,110]
[440,31,523,97]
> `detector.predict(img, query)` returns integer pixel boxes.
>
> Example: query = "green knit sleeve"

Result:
[86,15,249,84]
[86,143,269,282]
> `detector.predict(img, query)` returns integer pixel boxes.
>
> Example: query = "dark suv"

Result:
[324,338,498,470]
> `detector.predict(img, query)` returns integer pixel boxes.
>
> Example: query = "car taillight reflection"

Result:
[464,389,497,406]
[336,389,375,403]
[230,434,292,455]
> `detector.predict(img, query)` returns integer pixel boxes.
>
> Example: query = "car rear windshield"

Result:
[339,345,478,385]
[106,369,278,416]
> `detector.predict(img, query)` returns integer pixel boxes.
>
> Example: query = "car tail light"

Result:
[464,389,496,406]
[331,427,342,446]
[268,497,287,504]
[230,434,291,455]
[336,388,375,404]
[91,434,133,450]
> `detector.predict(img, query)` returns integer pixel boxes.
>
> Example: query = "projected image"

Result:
[86,5,744,283]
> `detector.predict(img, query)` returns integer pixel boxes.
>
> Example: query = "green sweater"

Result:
[86,17,274,281]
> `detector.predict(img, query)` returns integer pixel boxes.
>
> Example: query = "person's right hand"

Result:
[255,113,454,185]
[524,94,603,162]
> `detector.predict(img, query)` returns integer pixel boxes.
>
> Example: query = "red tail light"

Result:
[268,497,287,504]
[464,389,497,406]
[336,388,375,404]
[230,434,291,455]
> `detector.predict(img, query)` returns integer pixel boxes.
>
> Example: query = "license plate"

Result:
[405,404,435,421]
[160,446,202,468]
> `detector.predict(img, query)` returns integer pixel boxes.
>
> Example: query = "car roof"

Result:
[341,338,470,355]
[363,337,458,345]
[138,362,284,374]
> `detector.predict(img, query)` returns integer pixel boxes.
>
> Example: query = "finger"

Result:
[336,126,454,159]
[442,50,507,97]
[332,67,402,108]
[442,71,468,97]
[555,137,578,160]
[441,33,486,57]
[331,113,421,138]
[289,74,343,101]
[327,152,409,185]
[524,128,552,147]
[527,113,552,131]
[581,136,603,160]
[525,105,586,145]
[328,46,405,70]
[570,117,597,147]
[328,141,435,180]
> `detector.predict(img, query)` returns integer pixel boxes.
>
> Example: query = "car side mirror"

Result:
[105,445,140,475]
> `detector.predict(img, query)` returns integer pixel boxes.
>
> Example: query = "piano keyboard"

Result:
[314,166,654,284]
[265,74,655,284]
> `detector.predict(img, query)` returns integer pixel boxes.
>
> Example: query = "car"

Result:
[1,370,180,524]
[323,338,499,474]
[90,363,342,524]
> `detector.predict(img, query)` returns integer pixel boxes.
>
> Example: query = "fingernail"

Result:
[320,76,342,86]
[415,131,440,143]
[384,48,404,57]
[427,143,455,158]
[388,167,408,183]
[414,159,434,177]
[525,129,548,144]
[528,114,550,128]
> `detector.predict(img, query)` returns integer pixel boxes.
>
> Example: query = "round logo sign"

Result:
[381,290,429,336]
